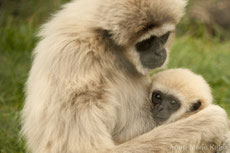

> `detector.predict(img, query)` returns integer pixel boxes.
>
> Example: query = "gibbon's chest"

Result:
[111,77,148,108]
[109,77,150,140]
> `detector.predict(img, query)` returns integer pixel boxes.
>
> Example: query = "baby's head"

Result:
[150,68,212,125]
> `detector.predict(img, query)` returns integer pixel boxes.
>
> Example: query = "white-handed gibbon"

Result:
[22,0,229,153]
[149,68,225,152]
[150,68,213,126]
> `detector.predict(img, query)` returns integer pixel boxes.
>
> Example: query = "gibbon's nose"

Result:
[154,48,166,57]
[157,105,164,111]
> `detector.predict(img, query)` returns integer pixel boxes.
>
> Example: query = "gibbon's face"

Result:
[151,90,181,124]
[151,90,202,125]
[135,32,170,69]
[96,0,187,74]
[124,24,176,75]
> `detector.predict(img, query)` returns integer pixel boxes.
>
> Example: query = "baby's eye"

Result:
[170,100,177,105]
[155,93,162,100]
[190,100,202,112]
[151,91,163,104]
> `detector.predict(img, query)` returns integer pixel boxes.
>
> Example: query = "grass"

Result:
[0,23,36,153]
[0,1,230,152]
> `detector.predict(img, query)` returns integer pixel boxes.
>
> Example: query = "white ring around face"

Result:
[136,23,176,43]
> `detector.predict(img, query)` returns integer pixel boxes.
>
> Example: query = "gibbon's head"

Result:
[149,68,213,125]
[95,0,187,74]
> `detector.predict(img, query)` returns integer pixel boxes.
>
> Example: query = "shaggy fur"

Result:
[22,0,229,153]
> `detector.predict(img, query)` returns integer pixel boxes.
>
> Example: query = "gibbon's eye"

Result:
[152,91,163,104]
[159,32,170,44]
[190,100,202,112]
[170,100,178,105]
[135,36,156,52]
[155,93,162,100]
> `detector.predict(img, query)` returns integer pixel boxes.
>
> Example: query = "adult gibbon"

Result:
[22,0,229,153]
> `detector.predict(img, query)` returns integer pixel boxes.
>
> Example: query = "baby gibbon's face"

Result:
[151,90,202,125]
[151,90,181,125]
[150,68,213,126]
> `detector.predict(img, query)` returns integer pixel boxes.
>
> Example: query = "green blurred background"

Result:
[0,0,230,152]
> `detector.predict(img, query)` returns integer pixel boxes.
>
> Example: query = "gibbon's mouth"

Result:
[143,57,166,69]
[152,111,168,120]
[140,48,167,69]
[153,116,168,126]
[156,114,169,119]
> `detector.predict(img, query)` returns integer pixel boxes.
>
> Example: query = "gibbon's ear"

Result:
[190,100,202,112]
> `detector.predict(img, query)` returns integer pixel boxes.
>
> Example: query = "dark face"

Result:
[151,90,181,125]
[135,32,170,69]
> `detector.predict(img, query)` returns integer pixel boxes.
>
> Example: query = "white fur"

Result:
[137,24,175,43]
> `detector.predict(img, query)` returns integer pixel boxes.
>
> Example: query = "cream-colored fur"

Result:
[150,68,213,124]
[22,0,229,153]
[150,68,224,152]
[217,131,230,153]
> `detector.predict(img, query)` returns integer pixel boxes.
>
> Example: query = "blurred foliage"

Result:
[179,0,230,40]
[0,0,230,152]
[0,0,70,26]
[177,16,230,41]
[0,1,70,152]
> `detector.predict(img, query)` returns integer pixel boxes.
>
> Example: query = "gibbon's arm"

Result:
[113,105,229,153]
[33,94,227,153]
[60,103,228,153]
[35,98,228,153]
[217,131,230,153]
